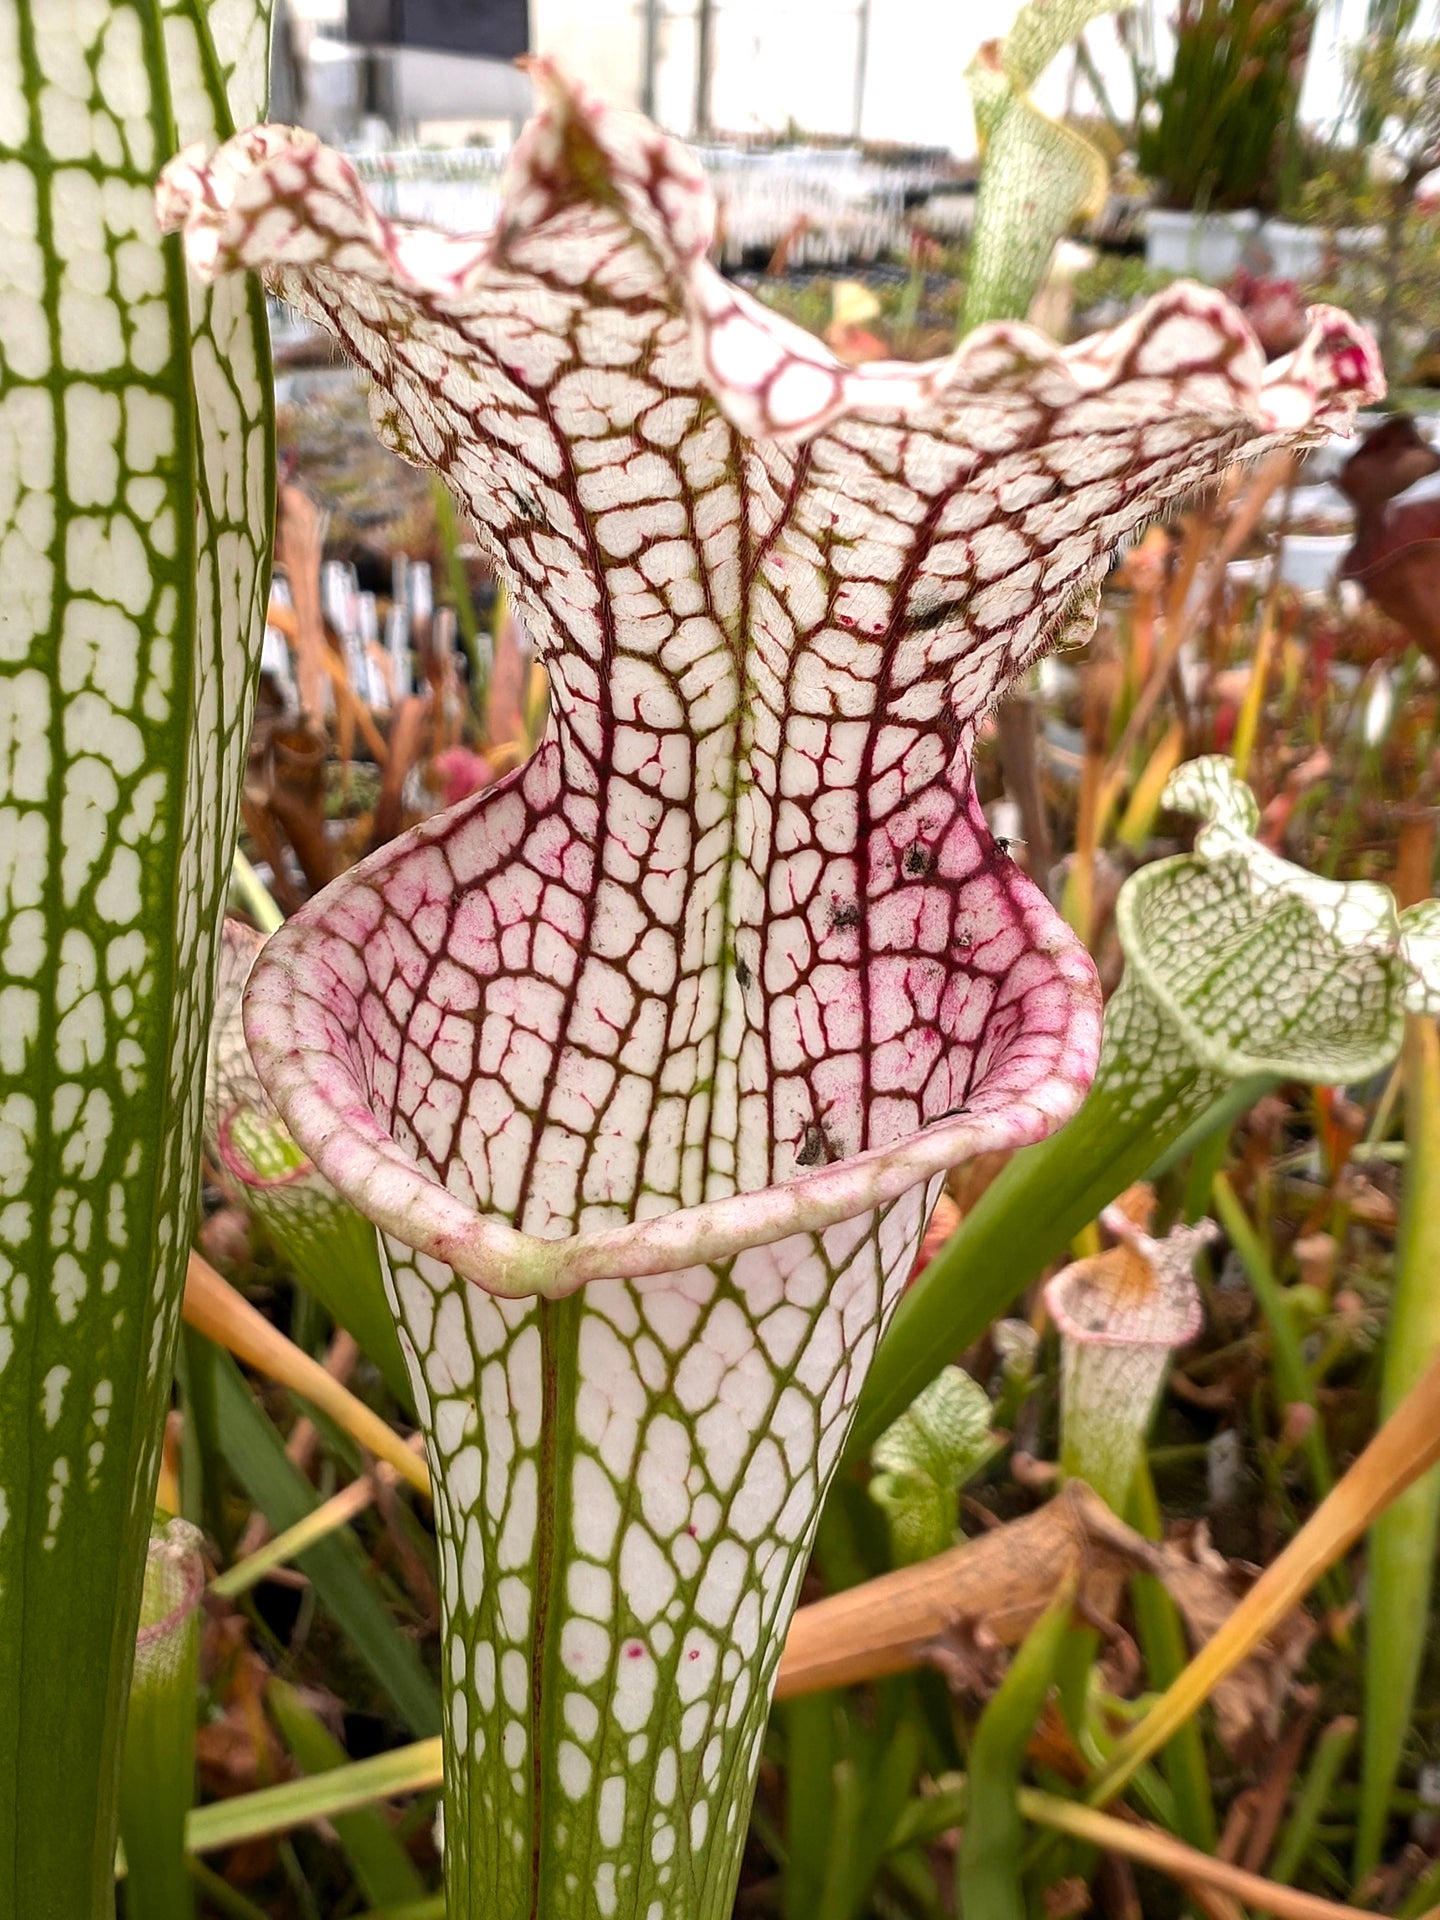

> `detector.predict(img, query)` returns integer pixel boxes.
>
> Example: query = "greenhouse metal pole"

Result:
[641,0,660,118]
[853,0,870,139]
[696,0,714,136]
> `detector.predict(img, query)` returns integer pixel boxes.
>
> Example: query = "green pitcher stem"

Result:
[119,1519,205,1920]
[390,1188,937,1920]
[261,1198,412,1407]
[1058,1344,1166,1515]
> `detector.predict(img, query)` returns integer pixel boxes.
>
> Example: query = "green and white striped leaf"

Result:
[0,4,272,1911]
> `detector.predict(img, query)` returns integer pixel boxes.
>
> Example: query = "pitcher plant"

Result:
[155,65,1382,1920]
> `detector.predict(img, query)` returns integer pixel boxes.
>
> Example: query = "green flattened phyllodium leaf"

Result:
[0,5,273,1914]
[868,1365,996,1564]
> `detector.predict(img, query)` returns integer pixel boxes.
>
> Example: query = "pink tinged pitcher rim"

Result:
[240,906,1103,1299]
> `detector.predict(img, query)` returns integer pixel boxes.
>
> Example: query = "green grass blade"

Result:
[210,1469,383,1601]
[958,1581,1075,1920]
[0,5,272,1912]
[210,1349,442,1736]
[268,1678,428,1909]
[231,848,284,936]
[178,1323,227,1545]
[1357,1016,1440,1879]
[1128,1461,1217,1852]
[815,1758,864,1920]
[1273,1715,1357,1889]
[431,474,483,694]
[782,1695,837,1920]
[356,1902,447,1920]
[834,1717,922,1920]
[187,1857,275,1920]
[1398,1847,1440,1920]
[187,1739,445,1853]
[1211,1173,1335,1500]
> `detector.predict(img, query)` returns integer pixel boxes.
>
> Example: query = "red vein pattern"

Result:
[162,65,1381,1920]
